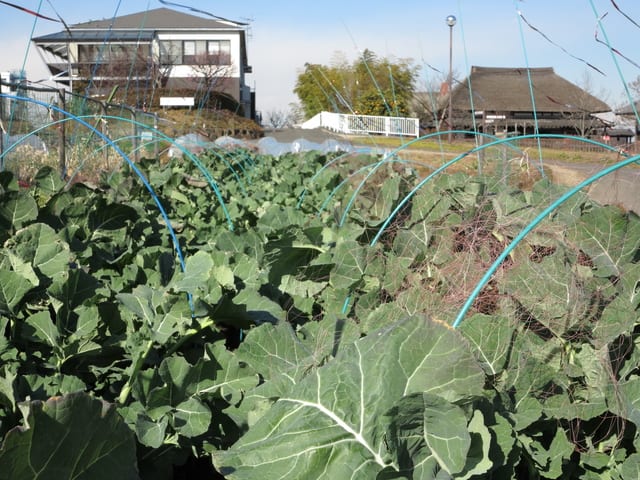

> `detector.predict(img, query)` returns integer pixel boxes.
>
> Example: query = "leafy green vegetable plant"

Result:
[0,148,638,479]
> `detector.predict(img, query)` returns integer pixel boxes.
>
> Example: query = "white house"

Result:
[32,7,254,118]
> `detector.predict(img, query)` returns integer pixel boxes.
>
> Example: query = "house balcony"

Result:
[42,61,160,85]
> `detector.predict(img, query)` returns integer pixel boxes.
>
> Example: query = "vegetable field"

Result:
[0,143,639,479]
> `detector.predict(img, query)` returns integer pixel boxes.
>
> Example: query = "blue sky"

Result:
[2,0,640,114]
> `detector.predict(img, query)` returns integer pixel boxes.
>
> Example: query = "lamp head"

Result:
[446,15,457,27]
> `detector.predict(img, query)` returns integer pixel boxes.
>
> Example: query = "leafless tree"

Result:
[412,70,459,131]
[566,70,611,137]
[190,52,233,100]
[287,102,304,125]
[628,75,640,100]
[264,109,294,130]
[79,45,170,101]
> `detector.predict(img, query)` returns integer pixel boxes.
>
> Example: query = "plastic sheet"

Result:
[212,134,354,156]
[2,133,47,152]
[168,132,215,158]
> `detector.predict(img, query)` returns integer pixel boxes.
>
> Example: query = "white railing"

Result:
[301,111,420,138]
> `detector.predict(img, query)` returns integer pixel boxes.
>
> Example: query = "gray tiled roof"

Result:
[70,7,244,30]
[33,30,155,42]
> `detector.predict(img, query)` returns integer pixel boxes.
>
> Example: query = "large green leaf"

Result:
[213,316,485,479]
[498,251,591,335]
[234,321,318,390]
[609,376,640,429]
[383,393,472,478]
[135,413,168,449]
[88,200,139,232]
[23,311,60,348]
[592,295,638,347]
[567,207,640,278]
[215,287,285,327]
[118,285,192,345]
[296,315,361,361]
[169,250,214,293]
[6,223,71,278]
[226,317,360,430]
[367,174,401,224]
[621,453,640,479]
[0,192,37,231]
[279,274,326,298]
[117,285,157,325]
[48,269,101,312]
[0,270,34,315]
[410,185,452,225]
[0,171,19,194]
[457,409,494,480]
[173,397,211,438]
[460,314,513,376]
[33,166,64,200]
[329,240,369,289]
[518,426,574,479]
[503,331,563,405]
[0,392,138,480]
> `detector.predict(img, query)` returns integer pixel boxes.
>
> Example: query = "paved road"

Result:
[263,127,348,144]
[544,159,640,214]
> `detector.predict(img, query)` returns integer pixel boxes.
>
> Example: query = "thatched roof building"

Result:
[448,66,611,136]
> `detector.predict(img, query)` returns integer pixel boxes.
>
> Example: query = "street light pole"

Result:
[446,15,456,143]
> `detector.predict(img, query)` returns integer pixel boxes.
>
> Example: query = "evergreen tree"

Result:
[294,49,418,119]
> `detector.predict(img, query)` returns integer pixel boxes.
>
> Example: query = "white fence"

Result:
[301,111,420,138]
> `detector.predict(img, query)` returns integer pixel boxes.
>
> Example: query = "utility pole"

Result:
[446,15,457,143]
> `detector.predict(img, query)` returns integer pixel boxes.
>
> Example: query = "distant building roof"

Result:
[615,101,640,116]
[32,7,246,43]
[32,7,249,65]
[71,7,245,30]
[451,66,610,114]
[33,30,155,43]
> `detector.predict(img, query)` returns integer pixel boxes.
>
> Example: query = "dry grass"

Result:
[156,108,263,139]
[349,134,628,166]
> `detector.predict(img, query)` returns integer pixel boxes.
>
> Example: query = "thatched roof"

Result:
[450,66,610,114]
[616,101,640,116]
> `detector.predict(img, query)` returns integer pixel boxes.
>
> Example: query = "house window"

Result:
[159,39,230,65]
[183,40,206,64]
[183,41,196,63]
[78,43,149,63]
[78,44,100,63]
[160,40,182,65]
[207,40,231,65]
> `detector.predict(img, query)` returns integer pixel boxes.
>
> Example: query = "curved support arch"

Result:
[296,148,374,210]
[212,147,254,188]
[369,133,629,248]
[159,133,249,198]
[0,107,235,230]
[339,130,528,227]
[452,151,640,329]
[80,130,249,198]
[317,157,431,218]
[339,132,631,317]
[0,94,190,282]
